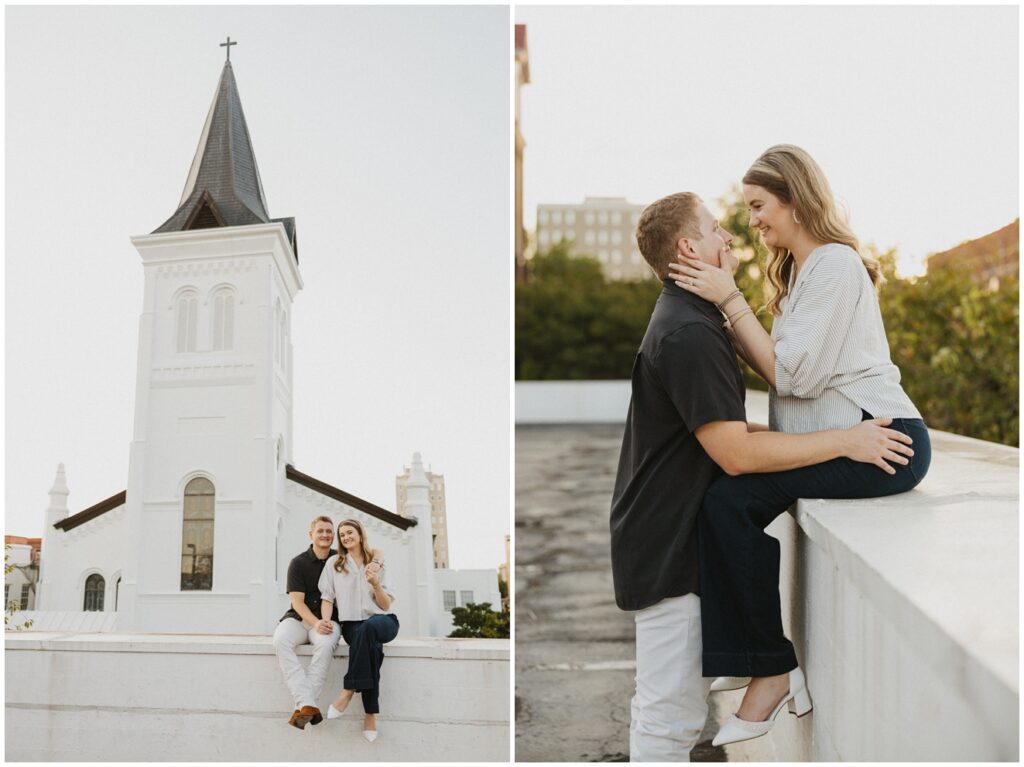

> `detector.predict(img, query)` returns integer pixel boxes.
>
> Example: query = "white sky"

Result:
[517,5,1019,277]
[5,5,510,570]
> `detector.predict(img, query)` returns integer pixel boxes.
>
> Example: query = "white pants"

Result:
[630,594,710,762]
[272,617,341,710]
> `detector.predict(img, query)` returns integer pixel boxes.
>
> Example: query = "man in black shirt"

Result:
[272,515,382,729]
[612,192,913,760]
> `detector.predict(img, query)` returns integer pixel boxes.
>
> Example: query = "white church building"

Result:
[33,58,498,638]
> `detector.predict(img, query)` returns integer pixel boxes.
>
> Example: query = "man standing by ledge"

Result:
[610,192,914,761]
[273,515,383,729]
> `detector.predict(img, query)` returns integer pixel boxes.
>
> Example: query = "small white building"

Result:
[434,568,504,635]
[5,536,40,613]
[32,59,493,638]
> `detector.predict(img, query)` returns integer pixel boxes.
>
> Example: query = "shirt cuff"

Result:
[774,352,794,398]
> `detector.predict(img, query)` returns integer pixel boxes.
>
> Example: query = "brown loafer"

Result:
[288,709,304,729]
[293,705,321,729]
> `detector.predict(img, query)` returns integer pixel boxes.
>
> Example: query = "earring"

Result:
[792,210,801,225]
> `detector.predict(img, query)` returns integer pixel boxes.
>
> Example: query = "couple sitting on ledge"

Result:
[273,515,398,743]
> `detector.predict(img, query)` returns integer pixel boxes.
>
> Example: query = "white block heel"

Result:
[712,666,813,747]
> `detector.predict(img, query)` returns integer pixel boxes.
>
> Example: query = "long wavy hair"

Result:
[743,144,882,316]
[333,518,374,574]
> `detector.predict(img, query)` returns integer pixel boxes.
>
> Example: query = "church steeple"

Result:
[154,56,296,254]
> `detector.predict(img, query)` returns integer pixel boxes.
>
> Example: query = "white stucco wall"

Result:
[5,633,509,761]
[37,506,126,614]
[715,429,1018,761]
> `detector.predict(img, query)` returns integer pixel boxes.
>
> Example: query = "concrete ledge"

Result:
[515,380,770,424]
[6,633,509,761]
[721,429,1018,761]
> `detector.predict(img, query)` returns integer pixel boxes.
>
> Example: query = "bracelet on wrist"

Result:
[716,290,743,312]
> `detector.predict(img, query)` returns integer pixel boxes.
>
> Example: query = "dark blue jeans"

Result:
[698,418,931,677]
[341,613,399,714]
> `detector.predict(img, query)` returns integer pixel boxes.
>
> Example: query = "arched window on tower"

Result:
[211,288,235,351]
[181,477,215,591]
[176,291,198,353]
[84,574,105,611]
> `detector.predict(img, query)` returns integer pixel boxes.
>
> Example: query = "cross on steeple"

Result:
[220,36,237,61]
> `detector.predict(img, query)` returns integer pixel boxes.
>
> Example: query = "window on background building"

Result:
[4,584,8,604]
[181,477,215,591]
[598,230,608,245]
[565,211,575,225]
[538,230,550,246]
[538,209,549,225]
[552,228,562,242]
[631,212,641,225]
[20,584,30,610]
[211,288,235,351]
[176,292,198,353]
[460,590,474,606]
[443,590,456,610]
[611,211,622,225]
[84,574,105,611]
[612,230,622,244]
[584,231,595,246]
[612,250,622,263]
[552,210,562,225]
[598,211,608,225]
[599,250,609,263]
[585,211,595,225]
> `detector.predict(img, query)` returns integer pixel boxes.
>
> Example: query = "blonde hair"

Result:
[333,518,374,574]
[743,144,881,315]
[635,192,703,279]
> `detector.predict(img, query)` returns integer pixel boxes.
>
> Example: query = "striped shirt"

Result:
[317,554,395,621]
[769,243,921,433]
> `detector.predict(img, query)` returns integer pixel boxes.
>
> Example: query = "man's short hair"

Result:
[309,515,333,530]
[636,192,703,279]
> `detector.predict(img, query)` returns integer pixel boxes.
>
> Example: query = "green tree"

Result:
[448,602,510,639]
[515,241,660,380]
[879,255,1018,446]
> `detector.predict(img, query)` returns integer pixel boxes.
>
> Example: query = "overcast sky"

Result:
[517,5,1018,277]
[6,5,510,570]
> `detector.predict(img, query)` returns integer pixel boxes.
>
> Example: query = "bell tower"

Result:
[118,50,303,633]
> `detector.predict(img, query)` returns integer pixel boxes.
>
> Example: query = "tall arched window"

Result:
[176,291,198,352]
[211,288,235,351]
[181,477,215,591]
[84,574,105,611]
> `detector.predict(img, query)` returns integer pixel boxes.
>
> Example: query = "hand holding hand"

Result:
[669,255,739,305]
[316,618,334,635]
[842,418,915,474]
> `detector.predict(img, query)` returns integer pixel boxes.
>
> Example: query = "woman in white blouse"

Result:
[319,518,398,742]
[669,144,931,747]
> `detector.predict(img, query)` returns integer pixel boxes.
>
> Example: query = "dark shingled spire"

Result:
[153,60,297,257]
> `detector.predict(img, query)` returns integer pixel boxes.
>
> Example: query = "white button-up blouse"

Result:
[317,553,394,621]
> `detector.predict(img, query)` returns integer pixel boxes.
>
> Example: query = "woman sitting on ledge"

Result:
[670,144,931,746]
[319,518,399,743]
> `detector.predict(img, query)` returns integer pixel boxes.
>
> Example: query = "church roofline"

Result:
[53,491,127,532]
[286,465,417,531]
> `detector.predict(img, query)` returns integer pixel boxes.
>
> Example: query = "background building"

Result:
[396,461,450,568]
[536,197,649,280]
[926,219,1019,290]
[5,535,41,613]
[515,24,531,283]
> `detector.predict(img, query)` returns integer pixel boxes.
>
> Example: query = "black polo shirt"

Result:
[280,545,340,623]
[610,281,747,611]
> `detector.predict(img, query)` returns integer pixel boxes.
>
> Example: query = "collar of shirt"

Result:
[660,279,723,323]
[304,544,336,563]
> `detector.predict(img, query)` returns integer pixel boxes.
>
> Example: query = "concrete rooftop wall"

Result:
[5,634,509,762]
